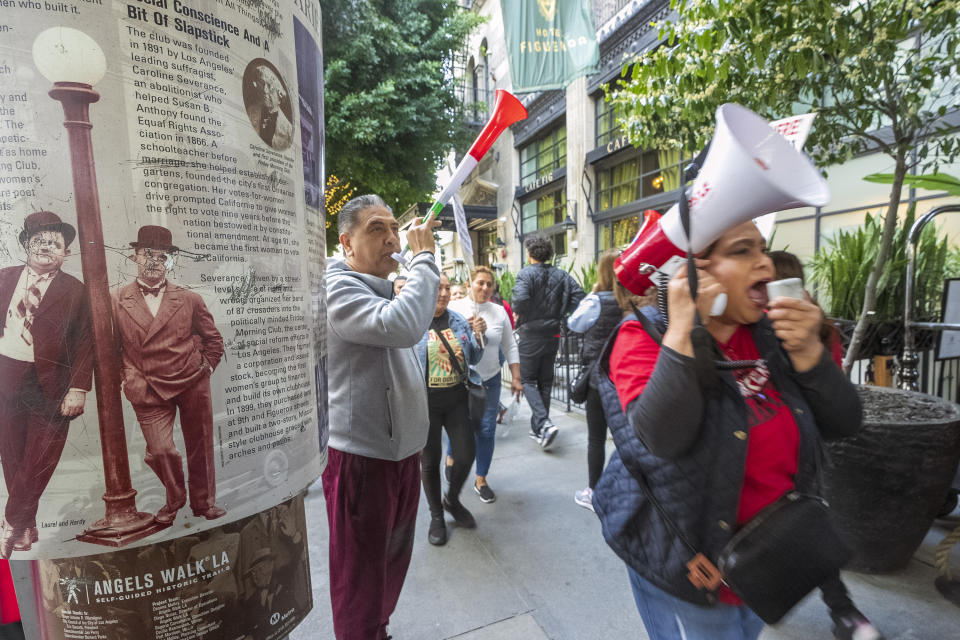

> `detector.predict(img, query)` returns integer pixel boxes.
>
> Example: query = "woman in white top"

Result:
[448,266,523,503]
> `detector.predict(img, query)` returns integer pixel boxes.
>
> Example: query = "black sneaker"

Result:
[428,515,447,546]
[442,495,477,529]
[831,607,885,640]
[474,482,496,503]
[444,459,453,483]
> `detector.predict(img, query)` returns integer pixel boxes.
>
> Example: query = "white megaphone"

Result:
[615,103,830,299]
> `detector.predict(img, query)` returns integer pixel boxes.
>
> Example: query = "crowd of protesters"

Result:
[320,194,887,640]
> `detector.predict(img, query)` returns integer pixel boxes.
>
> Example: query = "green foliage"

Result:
[611,0,960,171]
[554,259,598,293]
[865,172,960,197]
[322,1,484,211]
[809,206,960,323]
[612,0,960,369]
[495,268,516,303]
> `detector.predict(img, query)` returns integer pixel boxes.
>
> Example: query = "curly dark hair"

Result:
[525,235,554,263]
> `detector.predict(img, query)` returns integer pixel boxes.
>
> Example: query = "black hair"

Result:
[525,235,553,263]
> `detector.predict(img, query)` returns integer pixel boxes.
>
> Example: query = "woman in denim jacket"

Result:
[414,274,483,545]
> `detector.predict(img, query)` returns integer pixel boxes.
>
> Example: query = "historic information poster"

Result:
[0,0,326,560]
[2,0,327,636]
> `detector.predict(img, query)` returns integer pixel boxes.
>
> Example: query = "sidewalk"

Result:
[292,392,960,639]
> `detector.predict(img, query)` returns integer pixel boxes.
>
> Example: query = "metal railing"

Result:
[900,204,960,391]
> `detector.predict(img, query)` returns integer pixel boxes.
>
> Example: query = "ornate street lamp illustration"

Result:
[32,27,166,546]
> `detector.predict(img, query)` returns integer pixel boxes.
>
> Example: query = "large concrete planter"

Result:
[822,386,960,573]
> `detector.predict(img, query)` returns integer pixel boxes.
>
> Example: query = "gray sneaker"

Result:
[539,422,558,450]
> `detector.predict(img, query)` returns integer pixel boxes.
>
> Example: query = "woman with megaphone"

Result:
[591,219,885,640]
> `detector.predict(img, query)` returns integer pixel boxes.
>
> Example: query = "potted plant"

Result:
[808,204,960,362]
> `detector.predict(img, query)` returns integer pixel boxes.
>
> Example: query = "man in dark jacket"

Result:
[511,235,584,449]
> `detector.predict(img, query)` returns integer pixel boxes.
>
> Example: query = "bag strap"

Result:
[630,302,663,345]
[435,328,467,385]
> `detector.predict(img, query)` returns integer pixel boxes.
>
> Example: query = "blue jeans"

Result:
[627,567,764,640]
[474,373,502,477]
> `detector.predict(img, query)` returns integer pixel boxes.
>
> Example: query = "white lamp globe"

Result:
[32,27,107,86]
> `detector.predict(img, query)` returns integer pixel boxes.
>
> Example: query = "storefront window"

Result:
[596,94,624,148]
[595,149,690,214]
[521,189,566,234]
[598,215,641,252]
[520,125,567,188]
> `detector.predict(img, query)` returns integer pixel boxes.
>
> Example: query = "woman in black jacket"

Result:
[594,222,879,640]
[567,250,641,511]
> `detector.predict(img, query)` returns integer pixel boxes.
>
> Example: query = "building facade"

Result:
[427,0,960,280]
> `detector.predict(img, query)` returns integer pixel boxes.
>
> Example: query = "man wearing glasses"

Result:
[115,225,225,526]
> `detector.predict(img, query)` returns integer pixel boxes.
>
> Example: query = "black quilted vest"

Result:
[592,308,824,606]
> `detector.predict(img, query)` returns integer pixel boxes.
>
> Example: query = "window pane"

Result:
[598,223,612,251]
[640,150,664,198]
[521,200,537,233]
[595,94,623,147]
[520,124,567,188]
[552,233,567,260]
[612,215,640,248]
[612,158,641,208]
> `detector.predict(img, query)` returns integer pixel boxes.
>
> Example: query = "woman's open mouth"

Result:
[748,279,771,308]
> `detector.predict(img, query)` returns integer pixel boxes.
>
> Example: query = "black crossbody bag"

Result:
[436,330,487,431]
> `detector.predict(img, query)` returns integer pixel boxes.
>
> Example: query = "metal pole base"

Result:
[76,511,170,548]
[76,489,170,547]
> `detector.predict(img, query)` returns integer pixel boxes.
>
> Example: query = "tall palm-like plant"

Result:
[810,205,960,338]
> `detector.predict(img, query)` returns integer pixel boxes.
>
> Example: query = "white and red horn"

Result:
[615,103,830,295]
[393,90,527,265]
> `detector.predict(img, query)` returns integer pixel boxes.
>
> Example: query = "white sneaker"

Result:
[574,487,594,512]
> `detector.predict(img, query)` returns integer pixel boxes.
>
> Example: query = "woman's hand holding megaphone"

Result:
[767,296,824,372]
[662,259,727,358]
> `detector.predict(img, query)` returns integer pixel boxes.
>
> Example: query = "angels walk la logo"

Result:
[59,577,90,605]
[538,0,557,21]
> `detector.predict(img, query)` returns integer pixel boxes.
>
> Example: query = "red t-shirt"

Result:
[610,321,800,605]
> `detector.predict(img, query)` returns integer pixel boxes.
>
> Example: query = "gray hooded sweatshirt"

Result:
[325,252,440,461]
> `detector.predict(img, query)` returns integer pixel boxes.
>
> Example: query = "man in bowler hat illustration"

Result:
[0,211,93,557]
[114,225,226,524]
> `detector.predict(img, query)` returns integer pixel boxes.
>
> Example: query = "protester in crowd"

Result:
[593,221,881,640]
[769,250,844,367]
[450,283,466,301]
[492,282,516,330]
[415,274,482,544]
[393,275,408,296]
[511,236,585,450]
[767,251,878,639]
[324,194,440,640]
[449,266,523,503]
[566,250,631,511]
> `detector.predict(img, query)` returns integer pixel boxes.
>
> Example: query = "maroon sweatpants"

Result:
[322,447,421,640]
